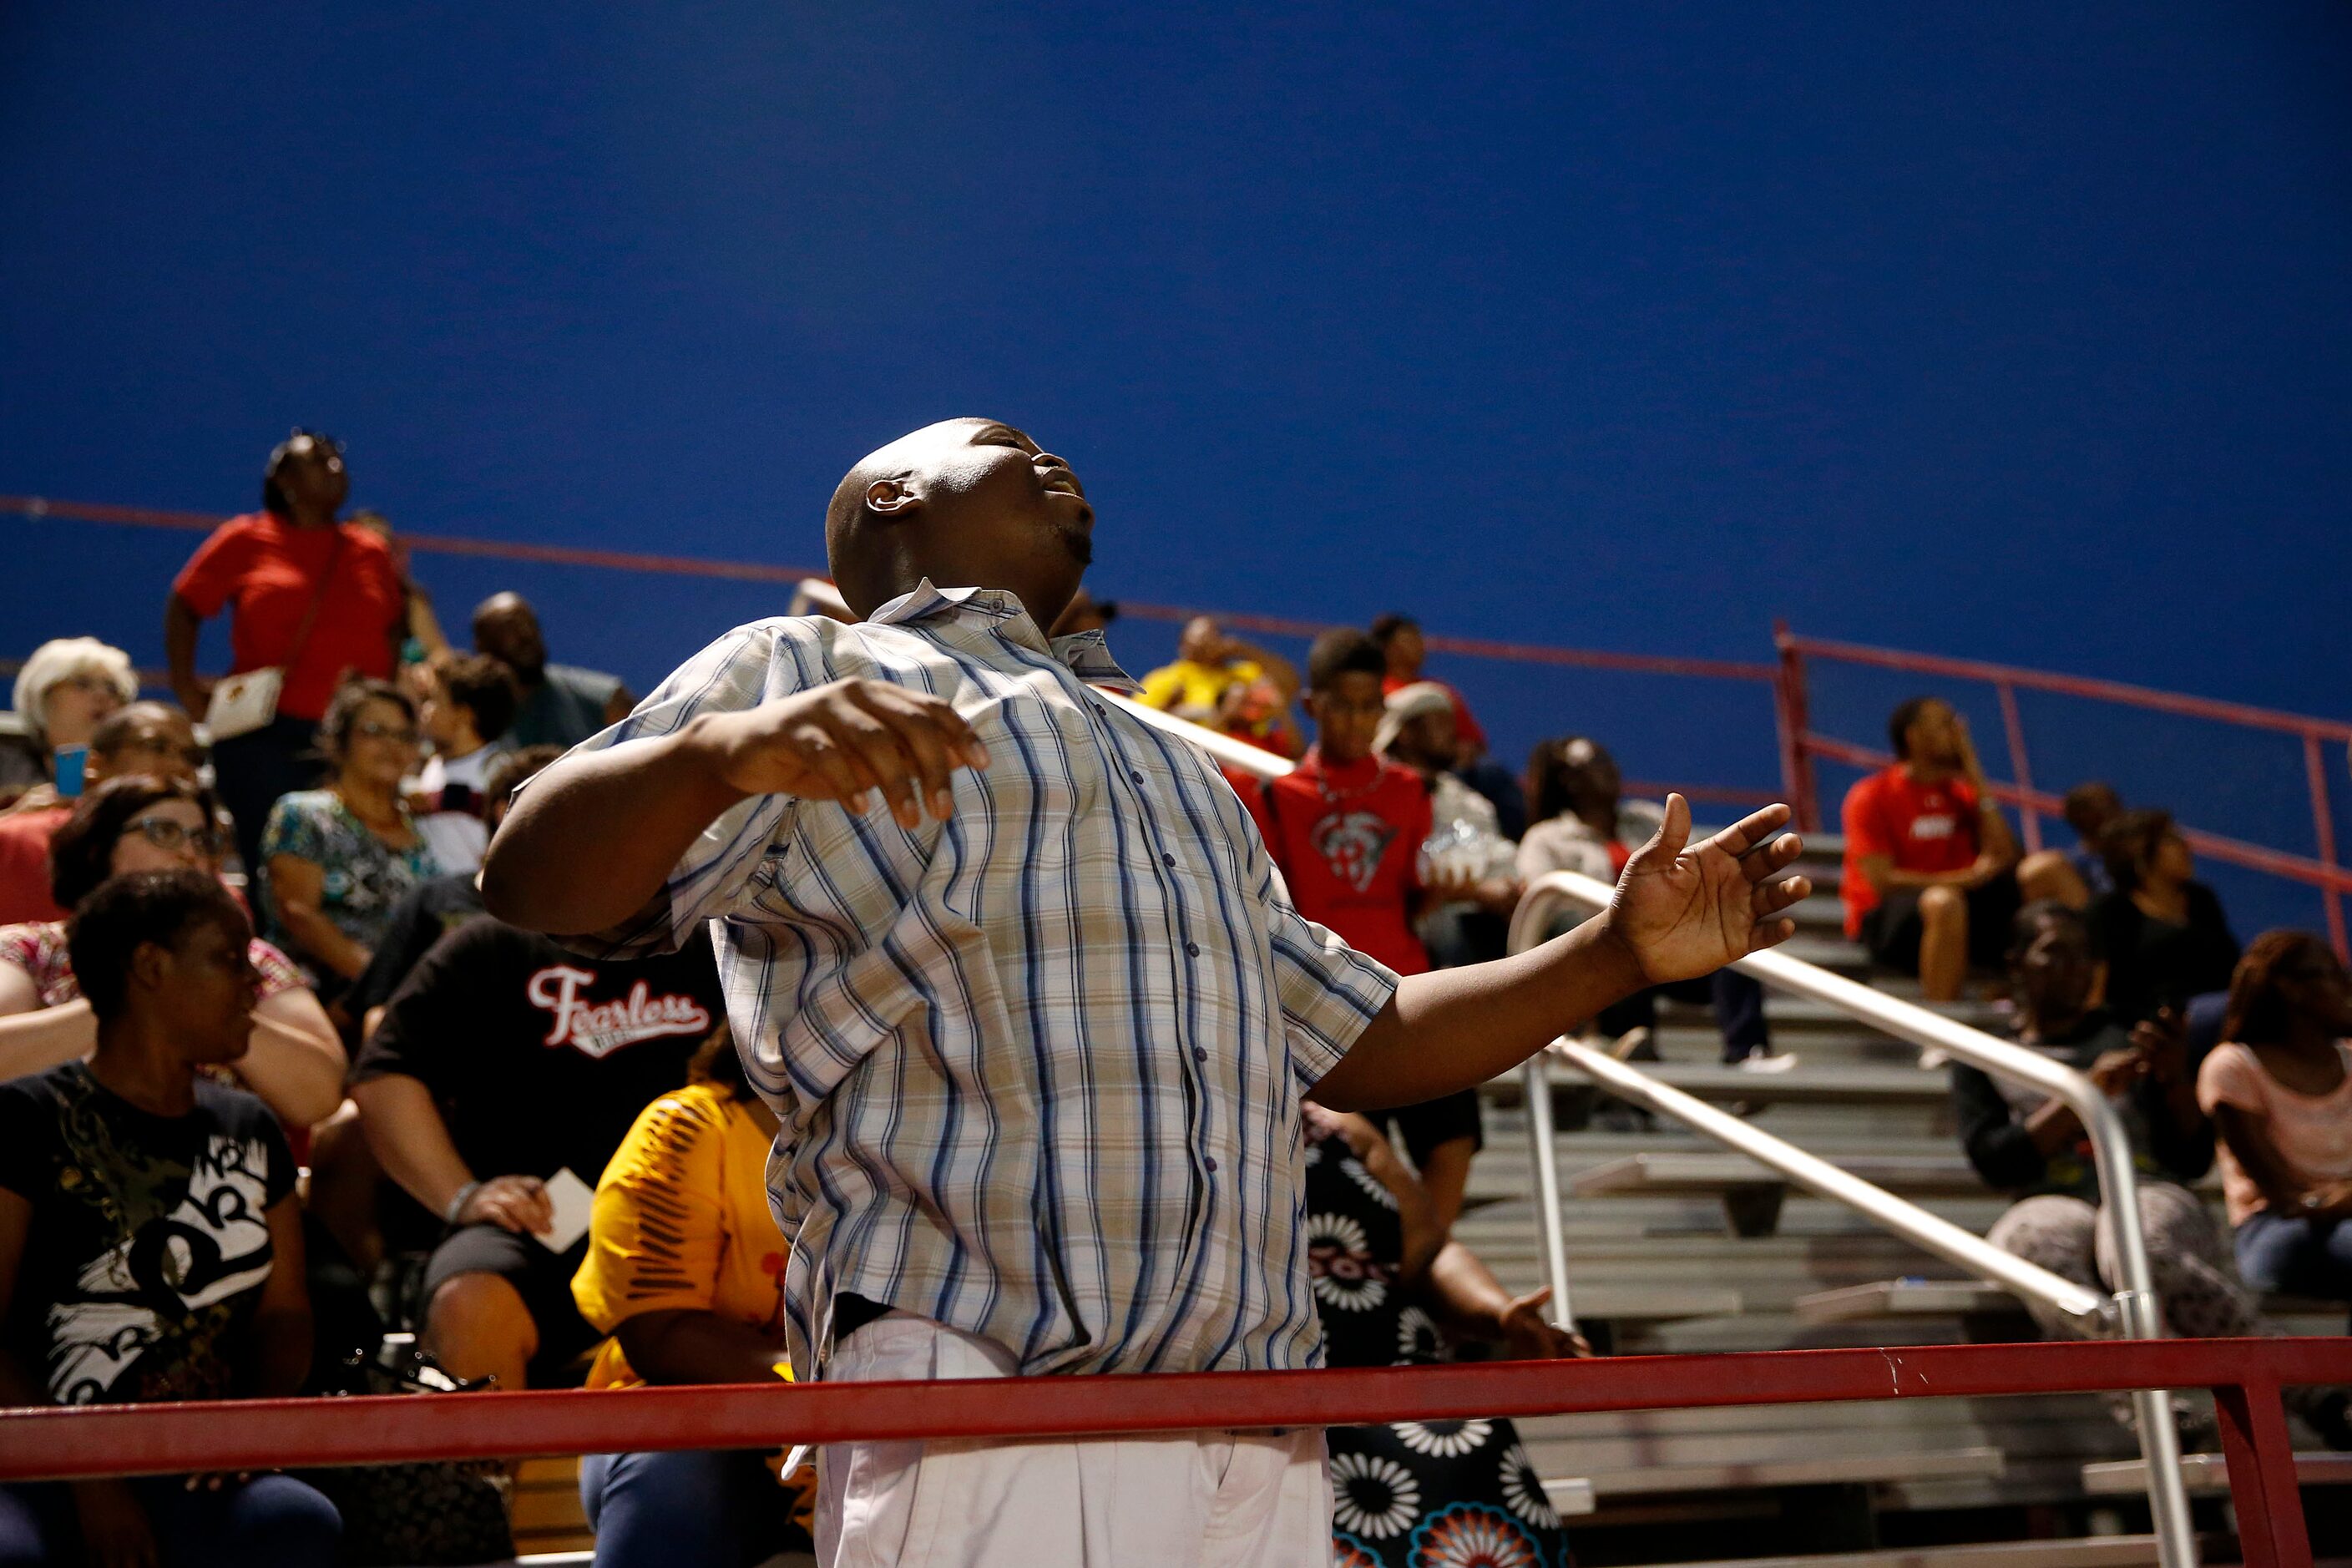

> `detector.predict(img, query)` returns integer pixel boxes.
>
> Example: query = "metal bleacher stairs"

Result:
[1455,833,2351,1566]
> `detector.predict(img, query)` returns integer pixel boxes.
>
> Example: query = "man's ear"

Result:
[864,477,920,518]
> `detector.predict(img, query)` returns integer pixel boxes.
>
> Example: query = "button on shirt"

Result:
[559,582,1399,1380]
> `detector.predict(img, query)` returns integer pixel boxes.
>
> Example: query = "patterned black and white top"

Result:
[1305,1117,1573,1568]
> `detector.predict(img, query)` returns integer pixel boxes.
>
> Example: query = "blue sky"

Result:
[5,2,2349,930]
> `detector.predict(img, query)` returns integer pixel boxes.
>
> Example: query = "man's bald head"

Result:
[825,417,1095,626]
[472,591,548,680]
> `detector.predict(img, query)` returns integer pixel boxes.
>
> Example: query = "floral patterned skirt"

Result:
[1327,1417,1571,1568]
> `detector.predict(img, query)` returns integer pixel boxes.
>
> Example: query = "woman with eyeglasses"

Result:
[0,775,347,1134]
[164,430,410,873]
[1,637,137,810]
[258,679,440,1018]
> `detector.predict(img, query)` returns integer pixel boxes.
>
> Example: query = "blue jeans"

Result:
[580,1449,805,1568]
[0,1474,339,1567]
[2235,1209,2352,1309]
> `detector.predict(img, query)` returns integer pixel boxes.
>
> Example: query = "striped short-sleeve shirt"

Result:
[559,581,1399,1378]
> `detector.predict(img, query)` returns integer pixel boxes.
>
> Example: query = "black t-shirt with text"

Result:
[0,1064,296,1405]
[353,917,728,1185]
[345,872,489,1024]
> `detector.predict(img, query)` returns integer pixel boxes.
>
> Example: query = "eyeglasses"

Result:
[124,816,225,857]
[48,674,121,699]
[117,742,211,769]
[352,720,421,746]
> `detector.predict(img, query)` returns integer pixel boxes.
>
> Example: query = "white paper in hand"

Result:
[538,1167,595,1253]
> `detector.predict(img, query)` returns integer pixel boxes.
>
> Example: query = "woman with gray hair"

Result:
[2,637,137,808]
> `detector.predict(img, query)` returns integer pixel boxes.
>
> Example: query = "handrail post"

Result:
[1995,680,2042,856]
[2302,732,2347,963]
[1521,1056,1577,1333]
[1773,622,1820,833]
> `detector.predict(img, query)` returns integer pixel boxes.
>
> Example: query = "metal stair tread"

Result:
[1615,1535,2161,1568]
[2080,1449,2352,1495]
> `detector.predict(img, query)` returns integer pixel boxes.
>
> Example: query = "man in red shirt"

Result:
[1840,696,2020,1000]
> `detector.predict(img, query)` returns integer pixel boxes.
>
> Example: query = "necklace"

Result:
[1309,756,1389,809]
[334,787,407,840]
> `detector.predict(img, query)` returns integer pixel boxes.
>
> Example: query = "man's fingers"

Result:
[1733,831,1803,885]
[1751,873,1811,918]
[859,682,990,770]
[1499,1287,1551,1328]
[827,708,923,827]
[1654,793,1692,859]
[787,721,878,813]
[1709,802,1795,861]
[1744,914,1799,953]
[857,694,961,820]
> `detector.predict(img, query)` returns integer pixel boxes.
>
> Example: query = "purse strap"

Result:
[283,528,346,670]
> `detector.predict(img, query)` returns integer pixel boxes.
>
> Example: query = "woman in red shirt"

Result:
[164,432,406,873]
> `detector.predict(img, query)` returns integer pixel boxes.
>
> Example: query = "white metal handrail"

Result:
[1534,1035,2107,1326]
[1513,870,2196,1568]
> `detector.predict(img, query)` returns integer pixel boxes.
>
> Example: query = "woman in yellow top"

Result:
[570,1032,813,1565]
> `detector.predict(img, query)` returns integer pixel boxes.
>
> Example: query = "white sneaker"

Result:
[1734,1052,1798,1074]
[1606,1026,1652,1061]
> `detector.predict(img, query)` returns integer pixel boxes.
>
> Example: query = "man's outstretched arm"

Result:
[483,677,988,935]
[1311,797,1809,1111]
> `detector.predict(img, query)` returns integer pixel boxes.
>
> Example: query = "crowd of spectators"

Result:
[0,424,2346,1565]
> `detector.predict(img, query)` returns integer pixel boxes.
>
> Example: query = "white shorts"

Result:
[817,1313,1333,1568]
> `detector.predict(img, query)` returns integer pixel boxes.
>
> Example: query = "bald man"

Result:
[485,417,1810,1568]
[470,591,635,749]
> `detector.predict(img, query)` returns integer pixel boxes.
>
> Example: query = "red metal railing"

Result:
[2,1339,2345,1565]
[11,493,2352,948]
[0,494,1786,807]
[1777,625,2352,959]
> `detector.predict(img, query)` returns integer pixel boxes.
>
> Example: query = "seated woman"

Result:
[2200,931,2352,1315]
[0,774,346,1135]
[259,678,438,1019]
[2086,809,2239,1027]
[569,1032,813,1568]
[1960,904,2347,1444]
[0,636,136,818]
[0,870,341,1564]
[1305,1104,1579,1568]
[1519,736,1773,1066]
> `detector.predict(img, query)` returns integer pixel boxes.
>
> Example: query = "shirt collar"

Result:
[864,579,1137,690]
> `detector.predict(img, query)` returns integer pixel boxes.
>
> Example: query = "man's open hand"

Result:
[697,678,991,828]
[1605,796,1808,986]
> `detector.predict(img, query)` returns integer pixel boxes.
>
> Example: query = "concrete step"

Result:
[2081,1449,2352,1495]
[1494,1057,1950,1108]
[1563,1282,1744,1322]
[1651,1537,2162,1568]
[1569,1151,1981,1200]
[1563,1443,2006,1500]
[1798,1277,2018,1323]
